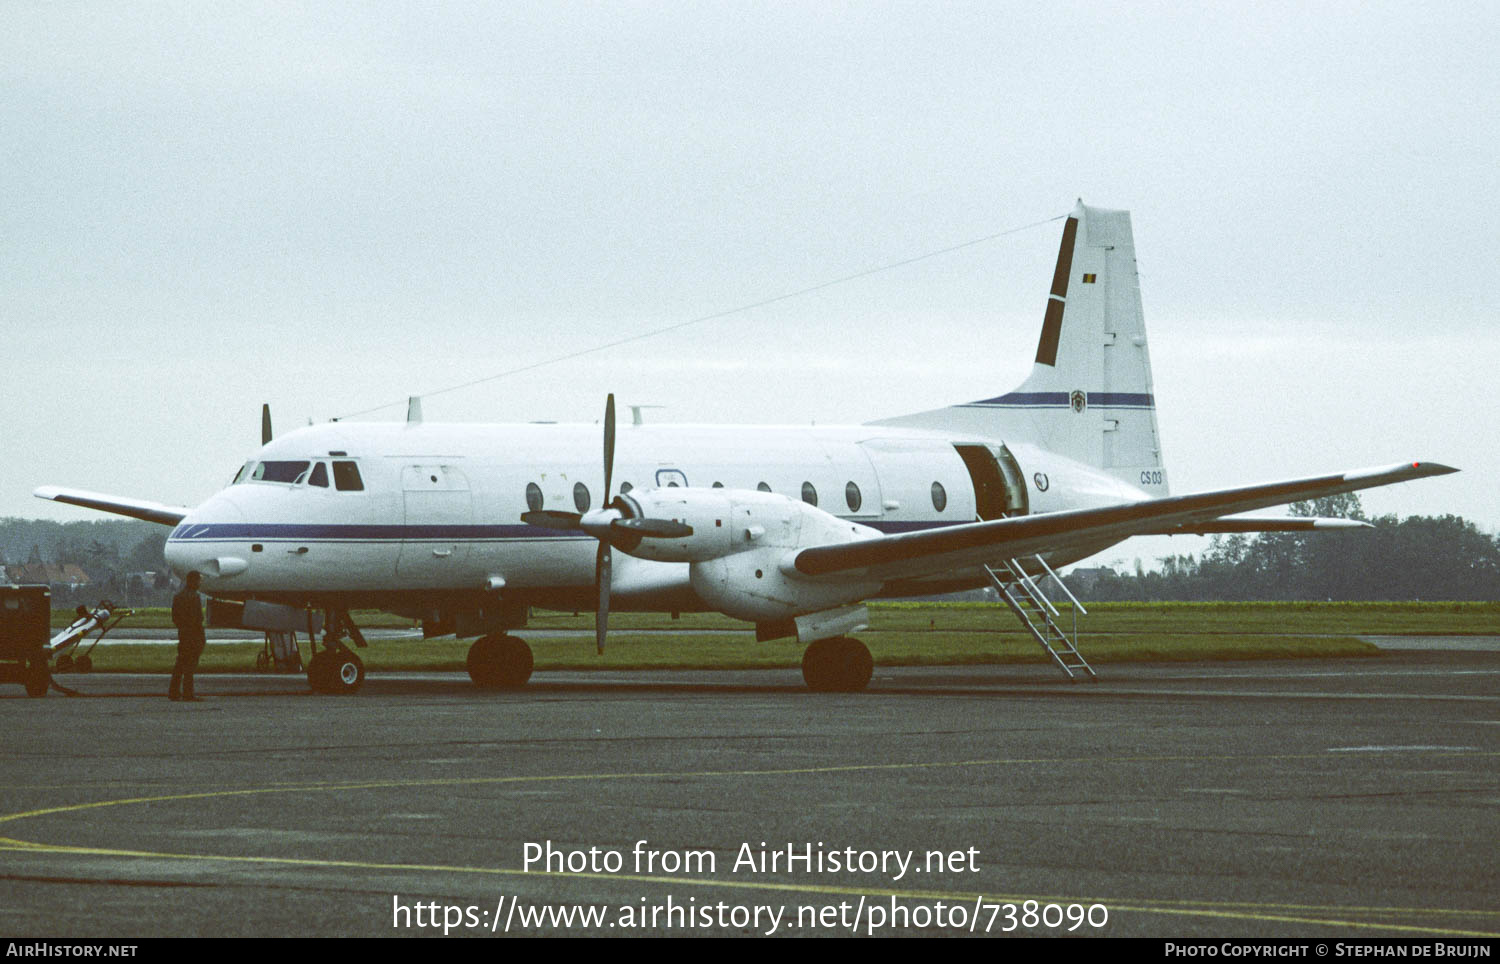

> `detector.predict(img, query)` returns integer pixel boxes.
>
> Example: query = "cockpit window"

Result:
[332,461,364,491]
[308,462,329,488]
[231,461,254,485]
[251,460,310,484]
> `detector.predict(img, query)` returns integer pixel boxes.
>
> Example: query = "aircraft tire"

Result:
[324,649,365,694]
[75,654,92,673]
[24,659,50,698]
[468,634,533,690]
[802,637,873,693]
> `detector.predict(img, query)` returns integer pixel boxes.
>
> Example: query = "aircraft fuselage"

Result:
[163,419,1144,617]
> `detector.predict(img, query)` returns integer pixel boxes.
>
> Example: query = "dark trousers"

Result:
[170,636,205,698]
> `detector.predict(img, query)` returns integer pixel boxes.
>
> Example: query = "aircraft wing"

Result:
[34,486,190,526]
[790,461,1456,581]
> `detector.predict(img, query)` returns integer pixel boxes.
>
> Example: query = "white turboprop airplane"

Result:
[36,201,1455,694]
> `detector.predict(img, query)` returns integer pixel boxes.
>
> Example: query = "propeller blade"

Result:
[603,393,616,501]
[520,510,584,529]
[261,404,273,445]
[613,518,694,539]
[595,540,611,655]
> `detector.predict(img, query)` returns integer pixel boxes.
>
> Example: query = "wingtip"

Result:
[1345,461,1460,483]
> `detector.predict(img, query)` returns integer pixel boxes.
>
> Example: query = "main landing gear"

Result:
[466,634,534,690]
[801,636,873,693]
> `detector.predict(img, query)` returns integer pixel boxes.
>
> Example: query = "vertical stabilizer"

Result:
[871,200,1168,491]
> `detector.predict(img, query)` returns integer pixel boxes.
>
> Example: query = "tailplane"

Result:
[872,200,1168,492]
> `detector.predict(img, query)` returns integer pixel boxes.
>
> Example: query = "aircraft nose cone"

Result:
[164,492,247,579]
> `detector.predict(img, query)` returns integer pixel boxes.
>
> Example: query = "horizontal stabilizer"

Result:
[34,486,190,526]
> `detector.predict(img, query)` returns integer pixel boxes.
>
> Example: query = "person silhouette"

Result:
[169,571,206,701]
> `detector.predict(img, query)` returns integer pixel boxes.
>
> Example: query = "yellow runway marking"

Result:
[3,750,1496,937]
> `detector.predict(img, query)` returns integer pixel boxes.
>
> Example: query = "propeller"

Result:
[261,404,273,445]
[518,394,693,654]
[596,393,615,655]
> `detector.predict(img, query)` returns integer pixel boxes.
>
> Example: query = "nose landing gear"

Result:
[306,609,366,694]
[307,646,364,694]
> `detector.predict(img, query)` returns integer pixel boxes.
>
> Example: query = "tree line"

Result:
[0,517,171,607]
[1080,495,1500,601]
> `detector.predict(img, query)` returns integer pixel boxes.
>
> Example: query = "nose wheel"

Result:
[307,647,364,694]
[467,634,534,690]
[801,636,873,692]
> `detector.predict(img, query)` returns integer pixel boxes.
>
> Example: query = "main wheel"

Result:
[467,634,534,690]
[801,637,873,693]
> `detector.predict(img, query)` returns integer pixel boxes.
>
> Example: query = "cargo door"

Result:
[953,444,1028,520]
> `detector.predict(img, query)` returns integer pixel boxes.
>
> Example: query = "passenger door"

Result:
[397,464,473,583]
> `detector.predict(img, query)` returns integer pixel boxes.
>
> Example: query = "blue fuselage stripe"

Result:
[167,520,960,543]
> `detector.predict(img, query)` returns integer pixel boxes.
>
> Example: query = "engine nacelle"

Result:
[616,487,879,564]
[689,546,882,623]
[607,487,884,621]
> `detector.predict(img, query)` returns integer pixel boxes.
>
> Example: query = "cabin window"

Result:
[931,481,948,512]
[573,482,590,512]
[252,460,309,484]
[845,481,862,512]
[308,463,329,488]
[525,482,544,511]
[801,482,818,506]
[332,461,364,491]
[757,482,771,493]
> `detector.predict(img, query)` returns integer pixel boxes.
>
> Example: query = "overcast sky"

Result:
[3,2,1495,567]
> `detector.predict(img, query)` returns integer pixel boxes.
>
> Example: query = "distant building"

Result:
[3,562,91,590]
[1062,566,1115,595]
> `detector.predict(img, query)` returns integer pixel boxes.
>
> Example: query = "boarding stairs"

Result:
[983,556,1097,681]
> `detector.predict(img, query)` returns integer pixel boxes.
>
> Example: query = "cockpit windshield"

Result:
[251,460,310,484]
[230,461,254,485]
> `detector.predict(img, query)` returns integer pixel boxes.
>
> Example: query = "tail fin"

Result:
[871,199,1168,492]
